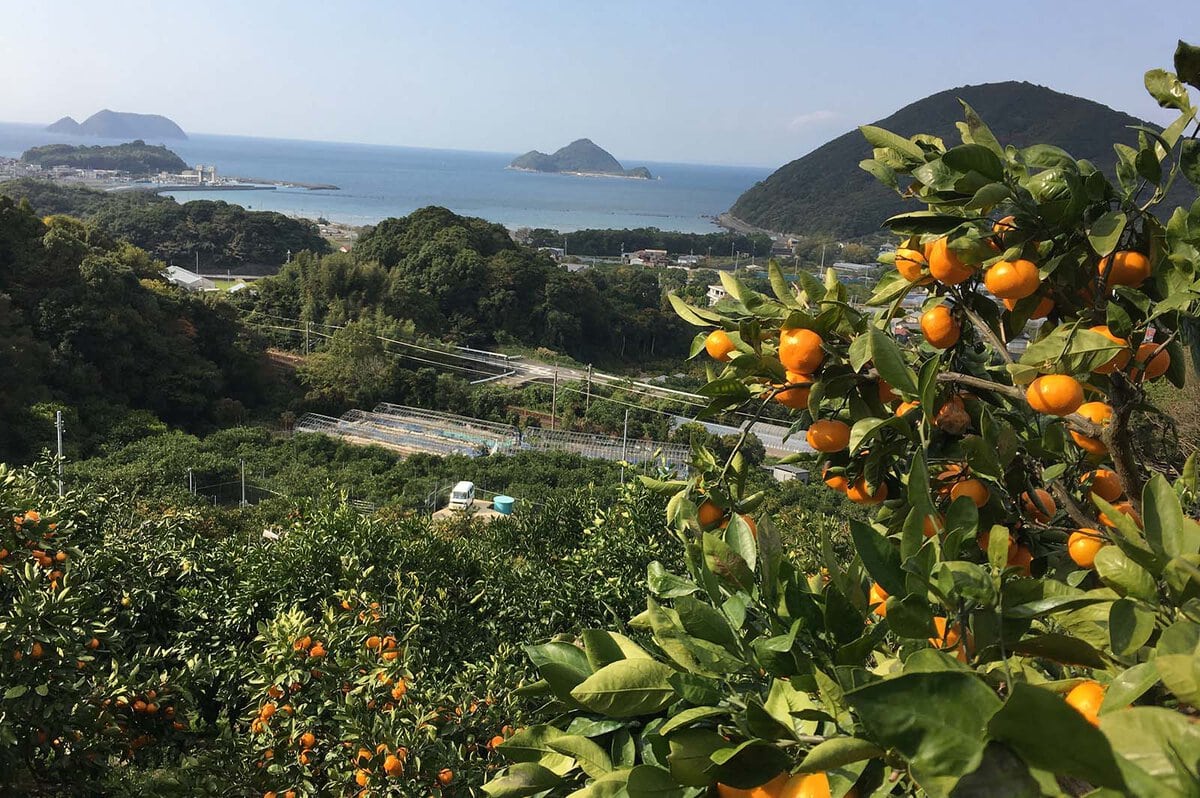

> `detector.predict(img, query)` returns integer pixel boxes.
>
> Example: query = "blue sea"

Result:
[0,122,770,232]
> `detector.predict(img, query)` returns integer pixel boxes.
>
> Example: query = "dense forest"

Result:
[20,140,188,174]
[0,195,276,461]
[519,225,773,257]
[0,179,329,271]
[730,80,1199,237]
[244,207,695,363]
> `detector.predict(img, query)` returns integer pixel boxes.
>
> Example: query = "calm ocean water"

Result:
[0,122,770,232]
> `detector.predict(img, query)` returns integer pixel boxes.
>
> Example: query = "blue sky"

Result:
[2,0,1196,166]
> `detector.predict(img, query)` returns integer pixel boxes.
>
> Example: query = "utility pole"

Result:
[820,244,827,269]
[304,321,311,355]
[586,364,593,412]
[620,408,630,485]
[55,411,64,496]
[240,459,247,507]
[551,368,558,431]
[187,468,194,495]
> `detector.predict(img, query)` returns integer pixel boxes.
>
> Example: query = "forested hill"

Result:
[729,81,1197,238]
[21,141,188,174]
[0,179,329,272]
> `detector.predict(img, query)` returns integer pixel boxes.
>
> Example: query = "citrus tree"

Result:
[483,45,1200,798]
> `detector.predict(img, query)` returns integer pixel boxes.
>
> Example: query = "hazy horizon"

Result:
[3,1,1197,168]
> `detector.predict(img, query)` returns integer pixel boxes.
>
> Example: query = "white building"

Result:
[706,284,728,306]
[165,265,216,292]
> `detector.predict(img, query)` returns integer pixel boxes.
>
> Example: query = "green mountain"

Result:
[21,140,188,174]
[510,138,653,178]
[45,109,187,139]
[729,81,1197,238]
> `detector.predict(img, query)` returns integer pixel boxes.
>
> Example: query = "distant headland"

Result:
[509,138,653,179]
[46,110,188,140]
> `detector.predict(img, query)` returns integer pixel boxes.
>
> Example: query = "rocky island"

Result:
[509,138,653,179]
[22,141,188,175]
[46,109,188,140]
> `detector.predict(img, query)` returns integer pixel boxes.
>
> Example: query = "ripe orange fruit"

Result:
[776,372,813,409]
[822,468,848,493]
[847,479,887,505]
[705,329,737,362]
[716,773,790,798]
[779,328,825,374]
[895,400,920,417]
[920,305,961,349]
[437,768,454,786]
[1003,294,1054,319]
[355,769,370,787]
[1020,488,1057,522]
[384,753,404,776]
[806,419,851,452]
[365,636,382,651]
[31,642,44,659]
[1082,469,1122,502]
[929,616,969,662]
[1069,402,1113,455]
[1008,544,1033,575]
[299,732,316,749]
[1100,501,1142,529]
[1025,375,1084,416]
[1131,342,1169,381]
[895,247,932,284]
[950,478,990,508]
[984,259,1040,300]
[780,772,831,798]
[868,583,888,617]
[927,238,975,285]
[1068,529,1105,568]
[260,703,277,720]
[489,734,505,749]
[293,636,311,652]
[1089,326,1130,374]
[1098,250,1151,288]
[922,514,943,537]
[391,682,407,700]
[877,378,899,404]
[1065,680,1105,726]
[697,499,726,528]
[991,215,1019,250]
[308,643,326,658]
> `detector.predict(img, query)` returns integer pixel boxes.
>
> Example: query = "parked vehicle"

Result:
[448,481,475,510]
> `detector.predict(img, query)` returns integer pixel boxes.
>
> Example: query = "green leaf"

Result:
[850,520,905,596]
[845,672,1002,784]
[860,125,925,162]
[1010,633,1107,668]
[549,735,614,779]
[570,659,678,718]
[1176,39,1200,89]
[664,728,724,787]
[797,737,884,772]
[987,683,1126,789]
[767,261,797,307]
[1144,68,1192,111]
[703,532,754,593]
[647,563,699,600]
[860,158,899,189]
[526,642,593,705]
[626,765,686,798]
[482,763,563,797]
[3,685,27,699]
[675,596,739,652]
[1101,707,1200,794]
[1093,546,1158,604]
[950,742,1041,798]
[499,725,574,770]
[709,741,791,789]
[668,293,722,327]
[582,630,650,670]
[958,101,1003,155]
[942,144,1004,181]
[1088,211,1128,258]
[868,327,918,395]
[1155,652,1200,706]
[658,706,730,736]
[1102,662,1160,712]
[697,378,750,402]
[1143,473,1184,557]
[1109,599,1156,656]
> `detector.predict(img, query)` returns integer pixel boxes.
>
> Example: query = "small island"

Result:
[46,109,188,140]
[21,141,188,175]
[509,138,653,179]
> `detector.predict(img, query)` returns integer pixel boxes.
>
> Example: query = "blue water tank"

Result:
[493,495,515,515]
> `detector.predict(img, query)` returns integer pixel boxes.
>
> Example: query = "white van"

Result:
[448,481,476,510]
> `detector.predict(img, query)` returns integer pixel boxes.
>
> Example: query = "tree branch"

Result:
[1049,479,1094,529]
[937,372,1105,438]
[962,305,1014,365]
